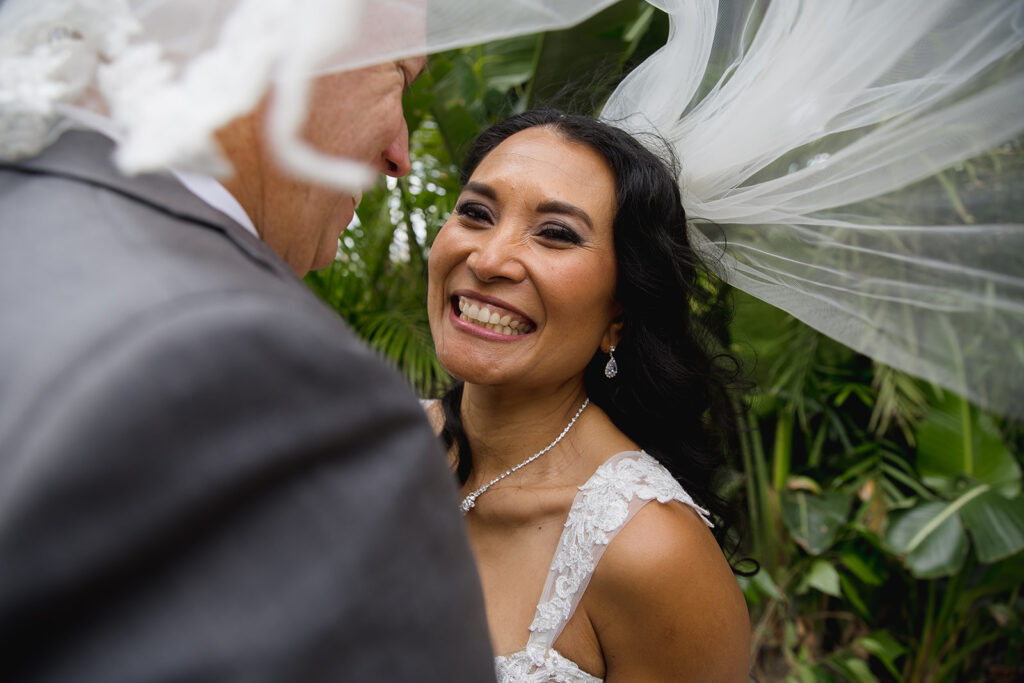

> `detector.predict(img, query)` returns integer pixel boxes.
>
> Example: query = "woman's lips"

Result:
[450,294,535,338]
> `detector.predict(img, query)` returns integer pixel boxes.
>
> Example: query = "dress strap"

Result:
[524,451,712,658]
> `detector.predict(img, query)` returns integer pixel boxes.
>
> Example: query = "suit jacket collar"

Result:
[6,129,300,283]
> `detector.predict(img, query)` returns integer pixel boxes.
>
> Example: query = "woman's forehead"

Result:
[472,128,614,193]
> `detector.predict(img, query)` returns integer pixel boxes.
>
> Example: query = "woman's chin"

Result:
[439,355,509,387]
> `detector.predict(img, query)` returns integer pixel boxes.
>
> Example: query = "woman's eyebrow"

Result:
[536,199,593,230]
[463,181,497,200]
[463,181,593,230]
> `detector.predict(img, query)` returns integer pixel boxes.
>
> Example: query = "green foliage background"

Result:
[306,2,1024,679]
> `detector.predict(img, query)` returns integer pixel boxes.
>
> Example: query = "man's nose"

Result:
[380,120,411,177]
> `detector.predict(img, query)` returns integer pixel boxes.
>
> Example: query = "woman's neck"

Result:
[459,381,589,482]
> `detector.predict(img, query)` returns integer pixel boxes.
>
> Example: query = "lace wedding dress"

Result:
[494,450,713,683]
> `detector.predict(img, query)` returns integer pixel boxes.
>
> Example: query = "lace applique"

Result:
[495,649,601,683]
[495,450,712,682]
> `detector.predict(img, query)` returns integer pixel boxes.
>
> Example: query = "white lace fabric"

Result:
[495,450,713,683]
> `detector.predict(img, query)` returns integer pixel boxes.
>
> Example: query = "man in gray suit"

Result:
[0,41,493,683]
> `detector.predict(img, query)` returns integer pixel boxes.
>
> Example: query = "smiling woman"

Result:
[428,126,620,390]
[424,111,751,682]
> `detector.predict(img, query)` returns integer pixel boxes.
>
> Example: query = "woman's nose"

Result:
[466,230,526,283]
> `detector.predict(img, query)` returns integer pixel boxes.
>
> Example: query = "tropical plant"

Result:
[733,285,1024,681]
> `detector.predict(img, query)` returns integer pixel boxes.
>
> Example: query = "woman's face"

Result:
[427,126,620,390]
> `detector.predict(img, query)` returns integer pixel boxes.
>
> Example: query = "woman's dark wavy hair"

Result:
[439,109,749,567]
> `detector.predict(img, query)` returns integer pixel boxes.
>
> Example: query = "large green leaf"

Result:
[839,550,884,586]
[838,573,870,619]
[527,1,642,110]
[803,559,841,597]
[827,657,879,683]
[479,35,541,92]
[960,489,1024,563]
[780,490,850,555]
[425,53,485,162]
[916,392,1021,496]
[856,631,907,681]
[431,103,481,168]
[964,551,1024,602]
[430,52,482,108]
[750,566,784,601]
[885,499,970,578]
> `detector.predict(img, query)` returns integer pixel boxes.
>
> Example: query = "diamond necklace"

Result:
[459,398,590,514]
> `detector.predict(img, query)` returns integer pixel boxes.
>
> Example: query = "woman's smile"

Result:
[451,294,535,338]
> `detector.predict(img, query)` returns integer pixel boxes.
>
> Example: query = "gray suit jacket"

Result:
[0,131,494,682]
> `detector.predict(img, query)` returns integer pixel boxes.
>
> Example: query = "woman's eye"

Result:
[538,224,582,245]
[455,202,492,223]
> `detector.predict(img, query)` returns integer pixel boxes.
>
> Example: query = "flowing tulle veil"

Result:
[1,0,1021,417]
[601,0,1024,419]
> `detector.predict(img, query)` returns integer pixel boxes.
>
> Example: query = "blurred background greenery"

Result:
[305,2,1024,679]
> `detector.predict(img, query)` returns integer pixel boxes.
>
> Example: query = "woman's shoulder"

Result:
[585,490,751,680]
[596,495,730,585]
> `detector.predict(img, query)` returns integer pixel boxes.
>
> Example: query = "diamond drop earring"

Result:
[604,345,618,379]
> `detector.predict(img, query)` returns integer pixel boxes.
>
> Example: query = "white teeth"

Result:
[455,296,533,335]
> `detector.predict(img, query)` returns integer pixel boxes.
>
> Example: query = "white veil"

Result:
[2,0,1021,417]
[602,0,1024,419]
[0,0,619,187]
